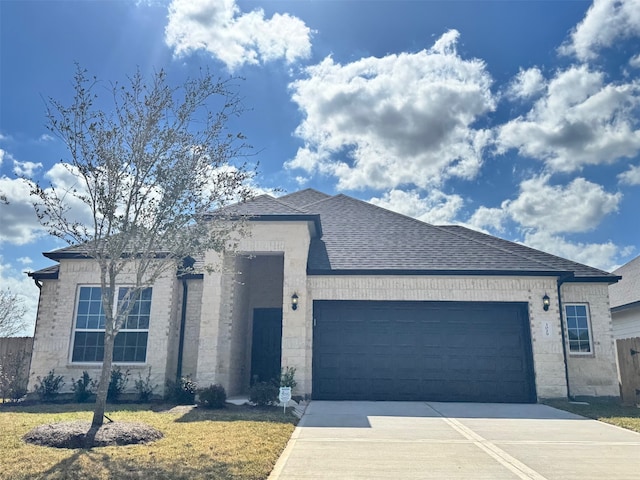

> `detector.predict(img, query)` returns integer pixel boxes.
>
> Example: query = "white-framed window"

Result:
[564,304,593,354]
[71,286,151,363]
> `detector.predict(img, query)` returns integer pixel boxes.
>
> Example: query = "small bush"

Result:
[280,366,297,389]
[134,367,158,403]
[107,367,130,403]
[0,350,29,403]
[249,381,279,407]
[71,371,97,403]
[197,384,227,409]
[34,370,65,402]
[165,375,198,404]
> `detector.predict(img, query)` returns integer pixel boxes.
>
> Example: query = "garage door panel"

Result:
[313,300,536,403]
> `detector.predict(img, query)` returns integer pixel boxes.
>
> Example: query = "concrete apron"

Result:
[269,401,640,480]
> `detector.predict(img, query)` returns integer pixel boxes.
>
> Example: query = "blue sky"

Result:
[1,0,640,335]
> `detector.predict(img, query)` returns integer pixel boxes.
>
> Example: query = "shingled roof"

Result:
[295,194,616,280]
[29,189,619,282]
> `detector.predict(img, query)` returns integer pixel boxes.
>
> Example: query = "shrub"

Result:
[34,369,65,402]
[249,381,279,407]
[107,367,130,403]
[165,375,198,404]
[0,350,29,403]
[280,366,297,389]
[71,371,97,403]
[134,367,158,403]
[197,384,227,409]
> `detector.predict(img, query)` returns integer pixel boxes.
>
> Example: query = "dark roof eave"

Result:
[562,275,622,284]
[306,268,576,277]
[611,300,640,313]
[43,251,174,261]
[27,270,59,280]
[178,273,204,280]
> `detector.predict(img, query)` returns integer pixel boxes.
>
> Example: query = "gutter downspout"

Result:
[27,275,43,396]
[557,276,574,401]
[176,279,188,380]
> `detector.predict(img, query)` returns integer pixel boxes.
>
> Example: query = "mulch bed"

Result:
[23,421,163,449]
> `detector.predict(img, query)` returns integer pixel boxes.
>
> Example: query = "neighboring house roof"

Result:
[28,190,620,283]
[609,255,640,311]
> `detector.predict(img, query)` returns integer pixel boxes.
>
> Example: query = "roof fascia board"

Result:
[27,270,59,280]
[562,276,622,284]
[611,300,640,313]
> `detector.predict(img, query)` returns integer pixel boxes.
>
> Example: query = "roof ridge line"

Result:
[296,195,337,211]
[267,195,311,214]
[331,193,437,226]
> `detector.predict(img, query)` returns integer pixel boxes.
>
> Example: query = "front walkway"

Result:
[269,401,640,480]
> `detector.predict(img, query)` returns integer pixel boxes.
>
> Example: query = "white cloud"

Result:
[630,54,640,68]
[17,257,32,265]
[522,230,620,272]
[12,160,42,177]
[0,257,39,336]
[369,189,464,224]
[498,65,640,172]
[462,171,627,272]
[507,67,545,100]
[286,30,496,190]
[165,0,312,71]
[559,0,640,61]
[0,176,45,245]
[38,134,54,142]
[467,206,507,233]
[618,164,640,184]
[503,175,621,234]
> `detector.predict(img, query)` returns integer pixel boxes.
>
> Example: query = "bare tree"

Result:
[27,66,255,427]
[0,288,28,337]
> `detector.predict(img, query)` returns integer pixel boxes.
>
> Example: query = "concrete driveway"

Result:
[269,401,640,480]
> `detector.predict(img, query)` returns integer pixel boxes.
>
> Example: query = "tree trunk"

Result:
[92,330,116,427]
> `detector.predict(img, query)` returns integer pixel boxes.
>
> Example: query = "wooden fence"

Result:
[616,337,640,405]
[0,337,33,400]
[0,337,33,358]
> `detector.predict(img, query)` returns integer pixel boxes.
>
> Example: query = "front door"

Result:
[250,308,283,384]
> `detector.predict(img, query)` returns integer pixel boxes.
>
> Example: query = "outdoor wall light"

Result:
[291,293,299,311]
[543,293,550,311]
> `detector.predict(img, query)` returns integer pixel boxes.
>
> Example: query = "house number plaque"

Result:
[543,321,552,338]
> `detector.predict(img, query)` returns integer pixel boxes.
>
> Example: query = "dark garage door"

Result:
[313,301,536,403]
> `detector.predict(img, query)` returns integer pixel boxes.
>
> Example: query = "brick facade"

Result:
[28,220,620,401]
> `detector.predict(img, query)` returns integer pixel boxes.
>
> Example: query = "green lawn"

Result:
[544,399,640,433]
[0,403,297,480]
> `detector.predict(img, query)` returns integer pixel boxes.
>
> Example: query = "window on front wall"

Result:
[564,304,592,354]
[72,286,151,363]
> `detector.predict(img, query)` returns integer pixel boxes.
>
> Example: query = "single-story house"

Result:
[27,189,621,403]
[609,255,640,339]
